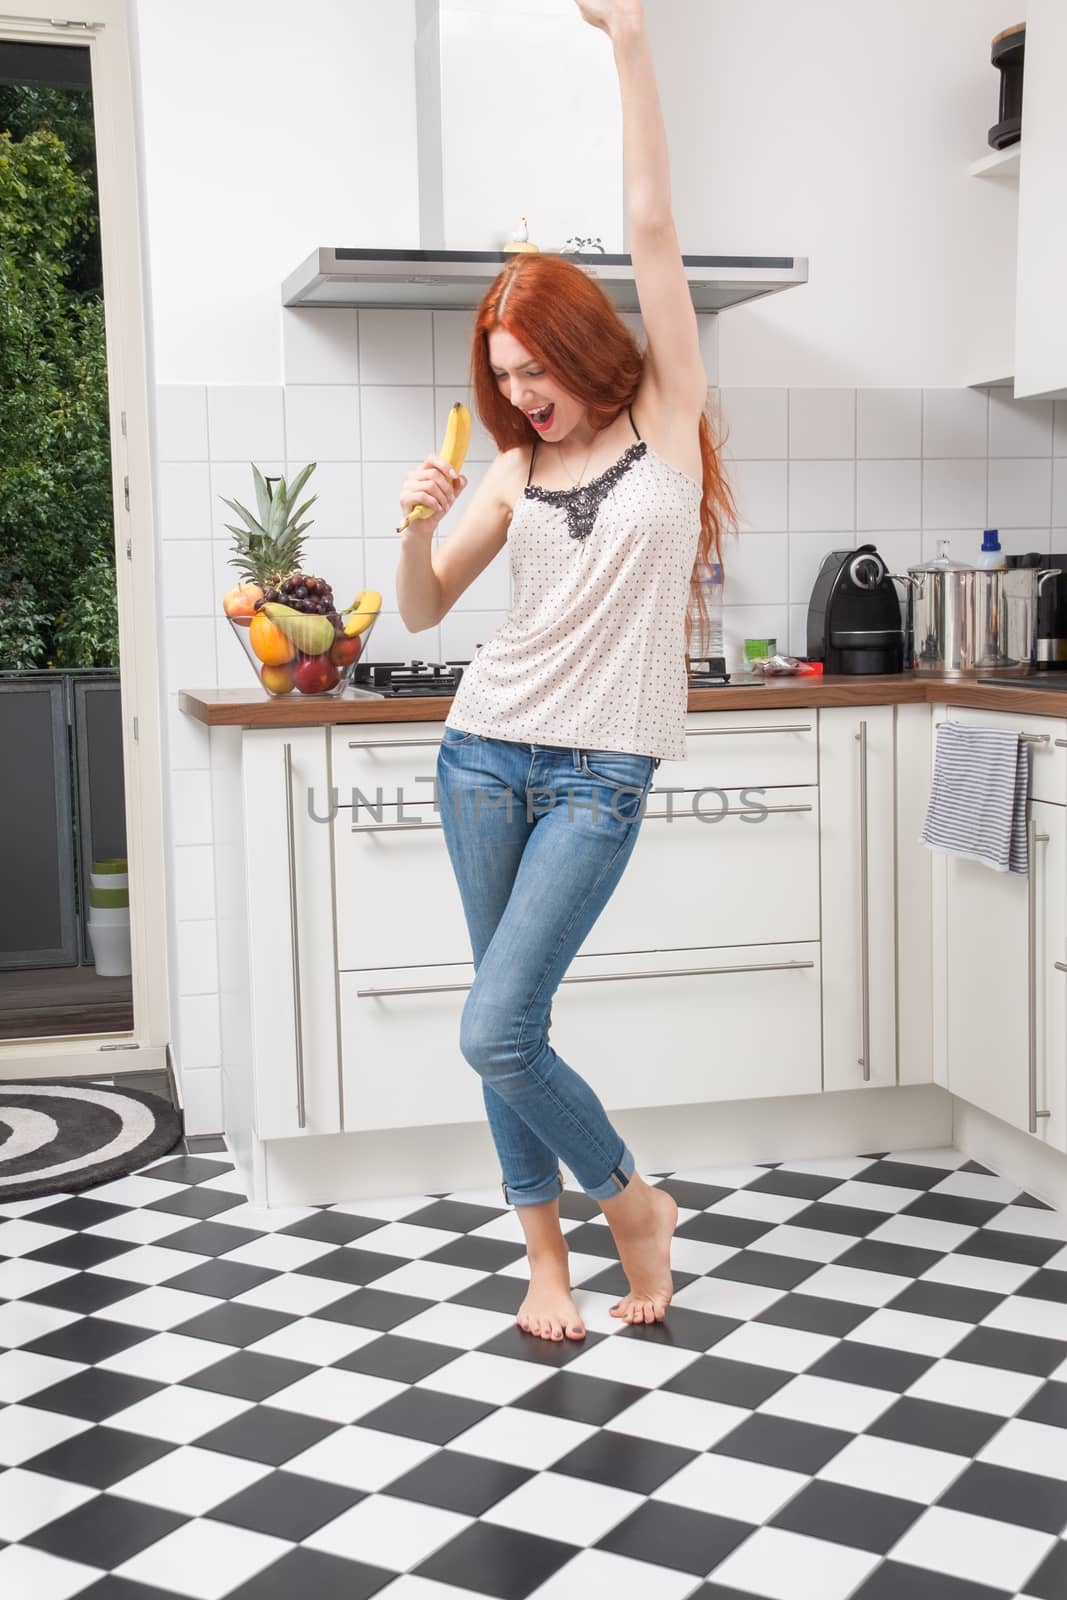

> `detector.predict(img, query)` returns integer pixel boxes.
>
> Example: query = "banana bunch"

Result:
[397,403,472,533]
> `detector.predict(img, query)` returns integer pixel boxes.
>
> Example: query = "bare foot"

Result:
[516,1249,586,1341]
[609,1183,678,1325]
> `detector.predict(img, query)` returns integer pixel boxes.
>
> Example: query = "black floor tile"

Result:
[23,1318,154,1366]
[195,1406,340,1466]
[28,1425,175,1488]
[224,1547,392,1600]
[30,1367,164,1422]
[27,1492,184,1567]
[188,1351,316,1401]
[209,1468,363,1541]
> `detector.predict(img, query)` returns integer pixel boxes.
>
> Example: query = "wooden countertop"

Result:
[179,672,1067,728]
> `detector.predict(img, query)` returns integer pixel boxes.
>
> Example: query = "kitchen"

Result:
[4,1,1067,1597]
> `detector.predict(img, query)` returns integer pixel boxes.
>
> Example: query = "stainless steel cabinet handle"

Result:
[855,721,870,1081]
[1027,813,1052,1135]
[349,801,817,833]
[345,726,812,753]
[283,742,307,1131]
[685,724,813,736]
[355,958,815,998]
[347,736,450,749]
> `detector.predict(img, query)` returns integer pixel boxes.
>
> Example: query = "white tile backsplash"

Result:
[788,460,855,532]
[922,388,988,458]
[718,388,788,460]
[161,540,215,618]
[358,310,434,385]
[164,617,217,693]
[922,458,987,529]
[282,309,360,385]
[1055,402,1067,456]
[856,460,922,531]
[1055,460,1067,526]
[987,458,1053,529]
[988,393,1054,458]
[284,386,360,462]
[726,461,788,533]
[719,532,788,606]
[360,386,436,461]
[158,463,212,541]
[156,386,208,461]
[206,386,285,461]
[856,390,922,459]
[433,311,478,388]
[787,388,855,459]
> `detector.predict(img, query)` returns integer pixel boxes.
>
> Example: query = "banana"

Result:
[397,402,472,532]
[343,589,383,638]
[261,602,335,658]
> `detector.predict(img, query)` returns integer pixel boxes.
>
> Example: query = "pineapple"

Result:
[220,462,341,622]
[221,462,318,591]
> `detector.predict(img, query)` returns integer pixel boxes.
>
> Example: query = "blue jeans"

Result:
[436,725,661,1209]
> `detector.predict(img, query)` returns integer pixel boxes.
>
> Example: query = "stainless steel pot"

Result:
[891,543,1062,677]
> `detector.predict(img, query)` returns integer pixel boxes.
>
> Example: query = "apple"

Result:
[223,582,263,619]
[260,662,295,695]
[293,653,341,695]
[330,633,363,667]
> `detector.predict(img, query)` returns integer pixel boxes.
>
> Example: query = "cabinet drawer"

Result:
[932,705,1067,806]
[667,708,817,790]
[332,722,450,807]
[339,942,822,1133]
[331,707,818,802]
[577,786,819,954]
[334,801,469,971]
[335,784,819,971]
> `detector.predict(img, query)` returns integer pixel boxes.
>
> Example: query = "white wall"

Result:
[132,0,419,385]
[647,0,1021,387]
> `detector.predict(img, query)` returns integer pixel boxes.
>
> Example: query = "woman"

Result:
[395,0,736,1342]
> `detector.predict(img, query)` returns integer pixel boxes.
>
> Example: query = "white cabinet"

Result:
[1014,0,1067,398]
[241,728,341,1140]
[931,706,1067,1153]
[819,706,897,1092]
[340,943,823,1133]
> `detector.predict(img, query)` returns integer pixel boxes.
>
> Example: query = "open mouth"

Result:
[526,403,554,429]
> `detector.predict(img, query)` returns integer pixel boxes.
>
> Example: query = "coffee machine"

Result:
[807,544,905,675]
[1008,550,1067,666]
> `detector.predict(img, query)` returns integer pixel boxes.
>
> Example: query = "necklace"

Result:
[556,435,597,489]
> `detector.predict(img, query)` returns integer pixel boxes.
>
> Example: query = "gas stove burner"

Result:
[349,658,471,697]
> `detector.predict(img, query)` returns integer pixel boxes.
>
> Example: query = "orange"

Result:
[249,610,296,665]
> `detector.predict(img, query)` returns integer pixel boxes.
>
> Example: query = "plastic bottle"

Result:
[976,529,1006,571]
[690,559,725,664]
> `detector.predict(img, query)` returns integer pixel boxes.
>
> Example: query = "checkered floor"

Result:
[1,1140,1066,1600]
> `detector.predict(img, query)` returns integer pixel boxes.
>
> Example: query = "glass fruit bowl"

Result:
[229,603,380,697]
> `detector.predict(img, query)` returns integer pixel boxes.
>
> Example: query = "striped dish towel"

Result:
[920,720,1031,874]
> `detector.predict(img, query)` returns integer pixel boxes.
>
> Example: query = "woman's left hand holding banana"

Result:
[573,0,644,37]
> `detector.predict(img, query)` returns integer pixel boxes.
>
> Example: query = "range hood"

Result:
[282,247,808,314]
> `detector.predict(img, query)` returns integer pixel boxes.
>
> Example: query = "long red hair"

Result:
[469,251,738,661]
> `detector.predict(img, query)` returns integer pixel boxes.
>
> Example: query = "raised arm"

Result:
[576,0,708,416]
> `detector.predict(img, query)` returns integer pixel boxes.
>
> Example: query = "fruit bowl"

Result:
[229,602,381,698]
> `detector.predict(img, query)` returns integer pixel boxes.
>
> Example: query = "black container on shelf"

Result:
[989,22,1025,150]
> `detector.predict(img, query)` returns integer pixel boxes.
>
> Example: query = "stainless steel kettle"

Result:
[891,541,1062,677]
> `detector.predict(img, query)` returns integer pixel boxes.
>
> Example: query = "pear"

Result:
[262,602,335,657]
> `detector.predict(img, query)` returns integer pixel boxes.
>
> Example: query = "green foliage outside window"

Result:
[0,84,117,669]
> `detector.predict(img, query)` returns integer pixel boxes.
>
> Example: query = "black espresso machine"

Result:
[807,544,905,675]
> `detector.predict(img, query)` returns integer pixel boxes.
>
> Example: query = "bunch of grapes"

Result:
[255,571,341,627]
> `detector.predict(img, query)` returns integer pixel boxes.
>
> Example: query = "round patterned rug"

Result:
[0,1082,183,1202]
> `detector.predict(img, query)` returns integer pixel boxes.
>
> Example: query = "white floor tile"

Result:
[115,1516,292,1600]
[110,1444,270,1516]
[305,1491,471,1571]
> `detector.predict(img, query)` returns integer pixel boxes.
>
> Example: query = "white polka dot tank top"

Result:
[446,407,703,762]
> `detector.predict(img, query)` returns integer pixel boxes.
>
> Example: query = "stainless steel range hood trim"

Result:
[281,248,809,314]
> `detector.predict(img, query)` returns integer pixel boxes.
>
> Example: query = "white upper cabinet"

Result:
[1014,1,1067,399]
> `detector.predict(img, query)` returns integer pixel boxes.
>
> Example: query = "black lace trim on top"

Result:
[523,440,648,543]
